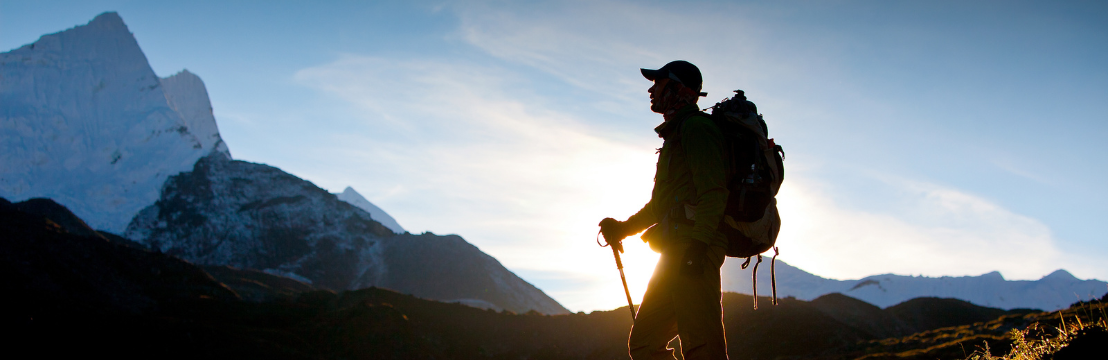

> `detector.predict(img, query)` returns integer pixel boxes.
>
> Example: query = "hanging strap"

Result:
[751,254,763,310]
[771,246,779,305]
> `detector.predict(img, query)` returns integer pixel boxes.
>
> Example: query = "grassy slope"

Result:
[844,302,1107,360]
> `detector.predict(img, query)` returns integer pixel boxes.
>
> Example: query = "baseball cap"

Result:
[641,60,707,97]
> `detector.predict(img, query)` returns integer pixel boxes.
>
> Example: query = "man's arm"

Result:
[623,201,657,235]
[682,116,728,246]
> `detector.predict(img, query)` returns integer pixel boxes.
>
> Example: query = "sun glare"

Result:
[504,138,663,312]
[615,233,662,305]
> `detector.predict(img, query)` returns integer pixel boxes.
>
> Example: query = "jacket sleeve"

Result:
[624,200,656,235]
[681,116,729,246]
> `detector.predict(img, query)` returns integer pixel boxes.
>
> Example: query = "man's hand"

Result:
[599,218,628,253]
[680,241,708,277]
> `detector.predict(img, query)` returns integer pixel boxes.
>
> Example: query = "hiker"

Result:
[600,60,730,360]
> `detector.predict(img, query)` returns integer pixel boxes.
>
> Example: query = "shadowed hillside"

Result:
[0,197,239,320]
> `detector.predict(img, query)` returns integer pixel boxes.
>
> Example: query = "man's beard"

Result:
[650,100,665,113]
[651,93,673,114]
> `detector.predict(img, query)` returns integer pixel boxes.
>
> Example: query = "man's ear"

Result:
[675,84,699,98]
[669,83,699,103]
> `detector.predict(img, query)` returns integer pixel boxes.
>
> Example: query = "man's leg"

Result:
[629,249,680,360]
[673,243,728,360]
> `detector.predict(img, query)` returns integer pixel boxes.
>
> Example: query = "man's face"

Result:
[648,78,671,114]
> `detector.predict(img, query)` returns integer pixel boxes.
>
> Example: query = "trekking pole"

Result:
[598,230,637,321]
[612,245,637,321]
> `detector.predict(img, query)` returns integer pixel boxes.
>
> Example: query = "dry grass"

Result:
[966,301,1107,360]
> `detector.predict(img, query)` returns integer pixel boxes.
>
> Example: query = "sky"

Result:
[2,0,1106,312]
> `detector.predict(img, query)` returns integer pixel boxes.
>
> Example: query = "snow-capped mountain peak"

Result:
[336,186,406,234]
[1,12,229,233]
[161,69,231,157]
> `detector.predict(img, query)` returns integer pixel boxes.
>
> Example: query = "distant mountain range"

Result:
[1,12,566,315]
[722,259,1107,311]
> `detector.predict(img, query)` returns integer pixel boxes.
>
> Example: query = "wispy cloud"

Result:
[777,170,1069,280]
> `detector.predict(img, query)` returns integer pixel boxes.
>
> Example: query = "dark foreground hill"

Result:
[0,197,239,320]
[4,196,1101,359]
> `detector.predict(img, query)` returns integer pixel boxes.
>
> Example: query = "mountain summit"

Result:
[0,12,229,233]
[336,186,406,233]
[160,69,229,156]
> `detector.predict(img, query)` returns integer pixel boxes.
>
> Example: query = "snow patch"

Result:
[336,186,405,233]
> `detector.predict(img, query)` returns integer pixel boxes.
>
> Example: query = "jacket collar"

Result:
[654,104,700,139]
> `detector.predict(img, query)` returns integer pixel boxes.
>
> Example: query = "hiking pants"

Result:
[628,241,728,360]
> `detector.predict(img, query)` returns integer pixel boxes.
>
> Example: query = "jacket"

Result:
[625,104,729,251]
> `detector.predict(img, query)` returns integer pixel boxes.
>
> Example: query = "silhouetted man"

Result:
[600,60,729,360]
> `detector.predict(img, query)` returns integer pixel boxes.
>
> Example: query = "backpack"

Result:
[706,90,784,259]
[646,90,786,308]
[708,90,785,308]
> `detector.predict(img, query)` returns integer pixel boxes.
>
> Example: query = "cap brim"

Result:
[641,68,663,81]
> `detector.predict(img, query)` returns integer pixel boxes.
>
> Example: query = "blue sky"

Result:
[3,0,1106,312]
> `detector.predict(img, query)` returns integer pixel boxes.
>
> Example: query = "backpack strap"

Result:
[771,246,779,305]
[745,248,781,309]
[752,254,763,310]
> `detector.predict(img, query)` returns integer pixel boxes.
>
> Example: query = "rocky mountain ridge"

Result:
[125,153,568,314]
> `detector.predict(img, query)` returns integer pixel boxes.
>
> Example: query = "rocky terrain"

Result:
[124,153,567,315]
